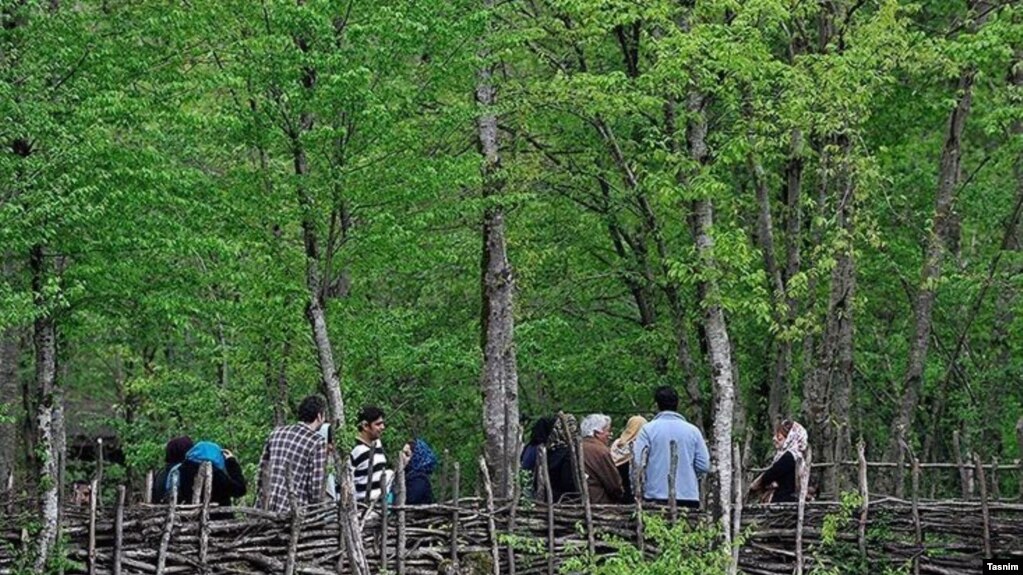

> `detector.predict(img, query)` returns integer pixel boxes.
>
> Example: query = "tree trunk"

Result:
[288,15,346,431]
[30,244,60,571]
[686,92,735,542]
[477,0,520,499]
[774,128,806,428]
[887,69,974,474]
[802,140,856,497]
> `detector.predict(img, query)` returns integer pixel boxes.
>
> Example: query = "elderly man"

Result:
[580,413,624,504]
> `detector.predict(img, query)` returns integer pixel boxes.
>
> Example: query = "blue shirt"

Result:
[632,411,710,502]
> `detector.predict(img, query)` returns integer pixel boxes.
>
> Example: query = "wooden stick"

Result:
[911,453,921,575]
[952,431,968,499]
[973,452,991,559]
[113,485,125,575]
[730,443,742,575]
[285,466,302,575]
[506,464,519,575]
[144,471,153,505]
[668,440,678,525]
[199,462,212,575]
[396,453,406,575]
[155,482,177,575]
[479,456,500,575]
[339,458,370,575]
[795,445,811,575]
[88,479,98,575]
[636,446,649,555]
[893,435,904,500]
[1016,417,1023,501]
[857,440,868,557]
[191,460,205,505]
[990,456,1000,501]
[538,447,554,575]
[4,470,11,517]
[575,437,594,556]
[380,470,389,573]
[449,461,460,569]
[95,439,105,509]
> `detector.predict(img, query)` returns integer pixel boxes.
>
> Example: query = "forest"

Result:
[1,0,1022,568]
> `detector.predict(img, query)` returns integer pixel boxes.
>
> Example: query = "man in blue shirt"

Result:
[632,386,710,508]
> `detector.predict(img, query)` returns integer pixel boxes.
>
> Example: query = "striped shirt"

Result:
[350,439,388,503]
[257,423,326,513]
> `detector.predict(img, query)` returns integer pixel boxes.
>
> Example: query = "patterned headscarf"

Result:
[546,413,578,451]
[406,438,438,479]
[773,421,810,491]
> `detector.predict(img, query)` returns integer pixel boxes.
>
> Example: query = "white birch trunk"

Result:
[477,0,520,498]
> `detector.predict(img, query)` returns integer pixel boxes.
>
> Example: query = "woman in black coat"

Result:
[749,420,809,503]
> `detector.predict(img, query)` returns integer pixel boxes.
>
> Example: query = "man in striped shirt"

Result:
[350,405,395,504]
[257,395,327,512]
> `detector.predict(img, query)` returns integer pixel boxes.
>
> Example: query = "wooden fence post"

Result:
[575,437,595,556]
[199,462,212,575]
[95,438,104,508]
[974,452,992,559]
[991,456,1001,501]
[155,482,178,575]
[952,431,969,499]
[339,459,370,575]
[88,479,97,575]
[668,440,678,525]
[479,456,501,575]
[911,453,921,575]
[507,466,519,575]
[113,485,125,575]
[635,446,649,555]
[380,471,389,573]
[1016,417,1023,501]
[144,470,153,504]
[538,447,554,575]
[396,454,407,575]
[894,436,904,500]
[730,443,742,575]
[285,467,302,575]
[795,445,812,575]
[857,440,868,558]
[449,461,460,569]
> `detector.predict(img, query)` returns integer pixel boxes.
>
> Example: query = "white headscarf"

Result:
[773,421,810,492]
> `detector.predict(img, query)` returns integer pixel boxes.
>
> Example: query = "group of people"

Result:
[521,386,811,507]
[148,388,810,512]
[150,395,437,511]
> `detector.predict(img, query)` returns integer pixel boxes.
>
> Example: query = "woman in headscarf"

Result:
[749,420,809,503]
[152,436,193,504]
[404,438,438,505]
[609,415,647,502]
[520,416,556,477]
[544,413,580,503]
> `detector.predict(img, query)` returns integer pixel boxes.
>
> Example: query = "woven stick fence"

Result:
[2,495,1021,575]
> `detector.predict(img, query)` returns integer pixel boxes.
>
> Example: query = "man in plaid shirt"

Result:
[257,395,328,512]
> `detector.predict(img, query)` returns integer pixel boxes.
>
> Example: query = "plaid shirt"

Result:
[258,423,326,512]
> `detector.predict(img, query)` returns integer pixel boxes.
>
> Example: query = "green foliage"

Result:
[559,515,733,575]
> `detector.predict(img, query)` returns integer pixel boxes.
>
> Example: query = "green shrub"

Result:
[560,514,733,575]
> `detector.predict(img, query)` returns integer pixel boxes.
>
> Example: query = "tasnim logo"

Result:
[986,559,1022,573]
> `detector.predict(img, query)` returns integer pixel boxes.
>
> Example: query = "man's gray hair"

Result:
[580,413,612,438]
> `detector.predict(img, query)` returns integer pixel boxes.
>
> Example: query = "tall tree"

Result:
[477,0,521,498]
